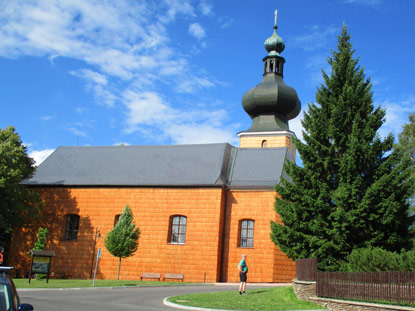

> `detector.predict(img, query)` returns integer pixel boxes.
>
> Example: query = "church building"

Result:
[10,15,301,283]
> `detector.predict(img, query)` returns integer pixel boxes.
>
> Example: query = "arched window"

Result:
[261,140,268,148]
[65,214,80,241]
[169,215,187,244]
[239,219,254,248]
[114,214,121,226]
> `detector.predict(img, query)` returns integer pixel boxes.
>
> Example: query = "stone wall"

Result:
[292,279,316,301]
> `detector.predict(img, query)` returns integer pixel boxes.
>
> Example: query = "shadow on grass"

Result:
[246,289,269,295]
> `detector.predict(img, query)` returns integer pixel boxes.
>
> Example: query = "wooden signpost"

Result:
[28,250,55,284]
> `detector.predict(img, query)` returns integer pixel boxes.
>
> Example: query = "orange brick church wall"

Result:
[221,189,295,283]
[9,187,226,282]
[9,187,295,282]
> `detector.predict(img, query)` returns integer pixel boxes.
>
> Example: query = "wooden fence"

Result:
[317,271,415,306]
[296,258,317,282]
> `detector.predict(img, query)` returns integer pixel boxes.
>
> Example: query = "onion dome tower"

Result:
[238,10,301,157]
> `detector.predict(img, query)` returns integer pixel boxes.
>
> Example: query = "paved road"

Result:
[19,284,277,311]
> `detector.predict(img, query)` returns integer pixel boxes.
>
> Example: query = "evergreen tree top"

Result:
[271,26,413,271]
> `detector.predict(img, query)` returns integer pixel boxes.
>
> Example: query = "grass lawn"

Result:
[13,278,197,289]
[167,286,326,310]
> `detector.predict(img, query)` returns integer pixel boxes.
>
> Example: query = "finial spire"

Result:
[274,9,278,26]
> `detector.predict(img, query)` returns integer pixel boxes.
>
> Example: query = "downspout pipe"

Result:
[219,185,228,282]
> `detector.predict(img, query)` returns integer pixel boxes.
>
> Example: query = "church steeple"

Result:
[238,10,301,156]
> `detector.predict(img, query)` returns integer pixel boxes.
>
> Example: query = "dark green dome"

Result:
[242,75,300,131]
[241,21,301,132]
[264,26,285,56]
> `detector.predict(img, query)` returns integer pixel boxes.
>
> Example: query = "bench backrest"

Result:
[141,273,161,278]
[164,273,184,279]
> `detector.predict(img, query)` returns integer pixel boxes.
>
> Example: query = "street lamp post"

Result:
[89,228,101,279]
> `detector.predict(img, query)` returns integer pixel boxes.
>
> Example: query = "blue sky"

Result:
[1,0,414,165]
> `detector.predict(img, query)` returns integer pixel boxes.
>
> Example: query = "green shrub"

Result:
[341,247,415,272]
[400,249,415,271]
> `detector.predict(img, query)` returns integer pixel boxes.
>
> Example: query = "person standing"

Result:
[238,254,248,295]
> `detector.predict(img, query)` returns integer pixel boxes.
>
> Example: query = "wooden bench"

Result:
[140,273,161,281]
[163,273,184,282]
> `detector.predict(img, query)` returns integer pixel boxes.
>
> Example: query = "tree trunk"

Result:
[117,257,121,280]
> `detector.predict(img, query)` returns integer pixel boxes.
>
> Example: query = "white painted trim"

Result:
[237,130,296,138]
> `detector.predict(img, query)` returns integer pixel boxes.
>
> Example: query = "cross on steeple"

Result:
[274,9,278,26]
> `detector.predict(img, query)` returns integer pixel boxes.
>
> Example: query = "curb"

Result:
[17,283,211,291]
[17,282,288,291]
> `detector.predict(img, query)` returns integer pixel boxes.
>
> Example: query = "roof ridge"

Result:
[59,143,234,149]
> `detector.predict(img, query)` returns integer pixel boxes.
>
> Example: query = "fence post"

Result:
[397,271,401,306]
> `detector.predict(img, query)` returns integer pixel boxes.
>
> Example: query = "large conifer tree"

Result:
[395,113,415,226]
[270,26,414,270]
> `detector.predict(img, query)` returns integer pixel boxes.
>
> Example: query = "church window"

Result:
[114,214,121,226]
[169,215,187,244]
[65,214,80,241]
[261,140,268,148]
[239,219,254,248]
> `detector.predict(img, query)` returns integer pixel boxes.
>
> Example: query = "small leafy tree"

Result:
[104,205,140,280]
[30,227,49,279]
[28,227,49,255]
[33,227,49,251]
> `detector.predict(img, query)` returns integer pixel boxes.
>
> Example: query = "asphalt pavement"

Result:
[19,283,289,311]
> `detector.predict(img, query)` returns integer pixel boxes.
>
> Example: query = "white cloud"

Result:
[65,119,95,138]
[199,0,213,16]
[289,25,338,52]
[122,90,239,145]
[176,76,215,93]
[29,148,55,165]
[70,69,117,107]
[123,91,176,131]
[40,115,56,121]
[289,109,306,142]
[188,23,206,40]
[161,0,195,23]
[75,107,87,114]
[0,1,204,85]
[343,0,381,6]
[168,124,238,145]
[0,0,227,143]
[218,16,234,29]
[70,69,108,85]
[376,96,415,140]
[66,127,88,138]
[288,25,338,88]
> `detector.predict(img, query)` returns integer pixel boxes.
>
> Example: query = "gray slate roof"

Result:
[229,148,291,188]
[22,143,292,189]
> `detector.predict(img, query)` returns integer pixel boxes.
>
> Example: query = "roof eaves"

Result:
[23,183,225,188]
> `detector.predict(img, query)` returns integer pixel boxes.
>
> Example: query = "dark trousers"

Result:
[239,271,247,282]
